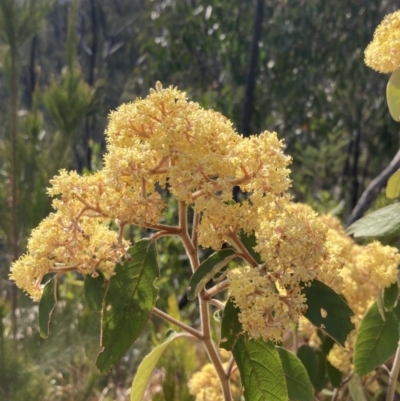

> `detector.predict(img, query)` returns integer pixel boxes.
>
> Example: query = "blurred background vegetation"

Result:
[0,0,399,399]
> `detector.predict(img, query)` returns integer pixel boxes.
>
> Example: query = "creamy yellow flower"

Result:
[328,340,353,374]
[365,10,400,73]
[229,265,307,342]
[10,212,128,300]
[355,241,400,289]
[188,363,241,401]
[256,203,329,285]
[297,213,400,374]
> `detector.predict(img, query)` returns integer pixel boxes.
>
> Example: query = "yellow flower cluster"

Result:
[10,212,127,301]
[103,84,292,249]
[365,10,400,73]
[297,213,400,374]
[229,203,346,342]
[11,82,295,300]
[188,363,241,401]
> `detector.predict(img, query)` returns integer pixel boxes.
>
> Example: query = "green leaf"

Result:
[276,347,314,401]
[239,230,263,264]
[96,239,159,373]
[320,336,342,388]
[386,170,400,199]
[84,273,107,312]
[354,301,400,376]
[220,297,242,351]
[302,280,355,346]
[325,360,342,388]
[233,337,287,401]
[130,331,183,401]
[38,277,57,338]
[296,345,317,383]
[312,351,328,391]
[320,333,335,356]
[187,248,236,301]
[348,374,368,401]
[346,203,400,238]
[384,282,399,311]
[387,68,400,122]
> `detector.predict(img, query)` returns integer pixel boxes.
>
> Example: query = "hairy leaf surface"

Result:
[233,337,287,401]
[276,347,313,401]
[346,203,400,238]
[354,301,400,376]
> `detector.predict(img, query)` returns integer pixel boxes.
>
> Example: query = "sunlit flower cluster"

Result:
[229,203,345,342]
[188,362,241,401]
[10,82,294,300]
[297,213,400,374]
[365,10,400,73]
[10,211,127,301]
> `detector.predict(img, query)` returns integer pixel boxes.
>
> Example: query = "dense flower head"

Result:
[298,213,400,374]
[188,363,241,401]
[228,202,346,342]
[365,10,400,73]
[256,202,332,285]
[11,82,295,300]
[9,211,127,300]
[104,83,243,206]
[229,265,307,341]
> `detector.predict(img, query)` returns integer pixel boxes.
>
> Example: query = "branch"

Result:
[152,307,203,340]
[347,148,400,227]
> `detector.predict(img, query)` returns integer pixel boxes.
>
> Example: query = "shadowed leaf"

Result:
[38,276,57,338]
[96,239,159,373]
[84,273,107,312]
[302,280,354,346]
[220,297,242,351]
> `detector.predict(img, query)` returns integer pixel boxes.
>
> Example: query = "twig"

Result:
[152,307,203,340]
[191,211,200,248]
[347,148,400,226]
[206,298,225,310]
[203,280,230,299]
[225,356,236,378]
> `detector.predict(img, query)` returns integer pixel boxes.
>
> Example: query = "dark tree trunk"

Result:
[242,0,264,137]
[28,35,38,108]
